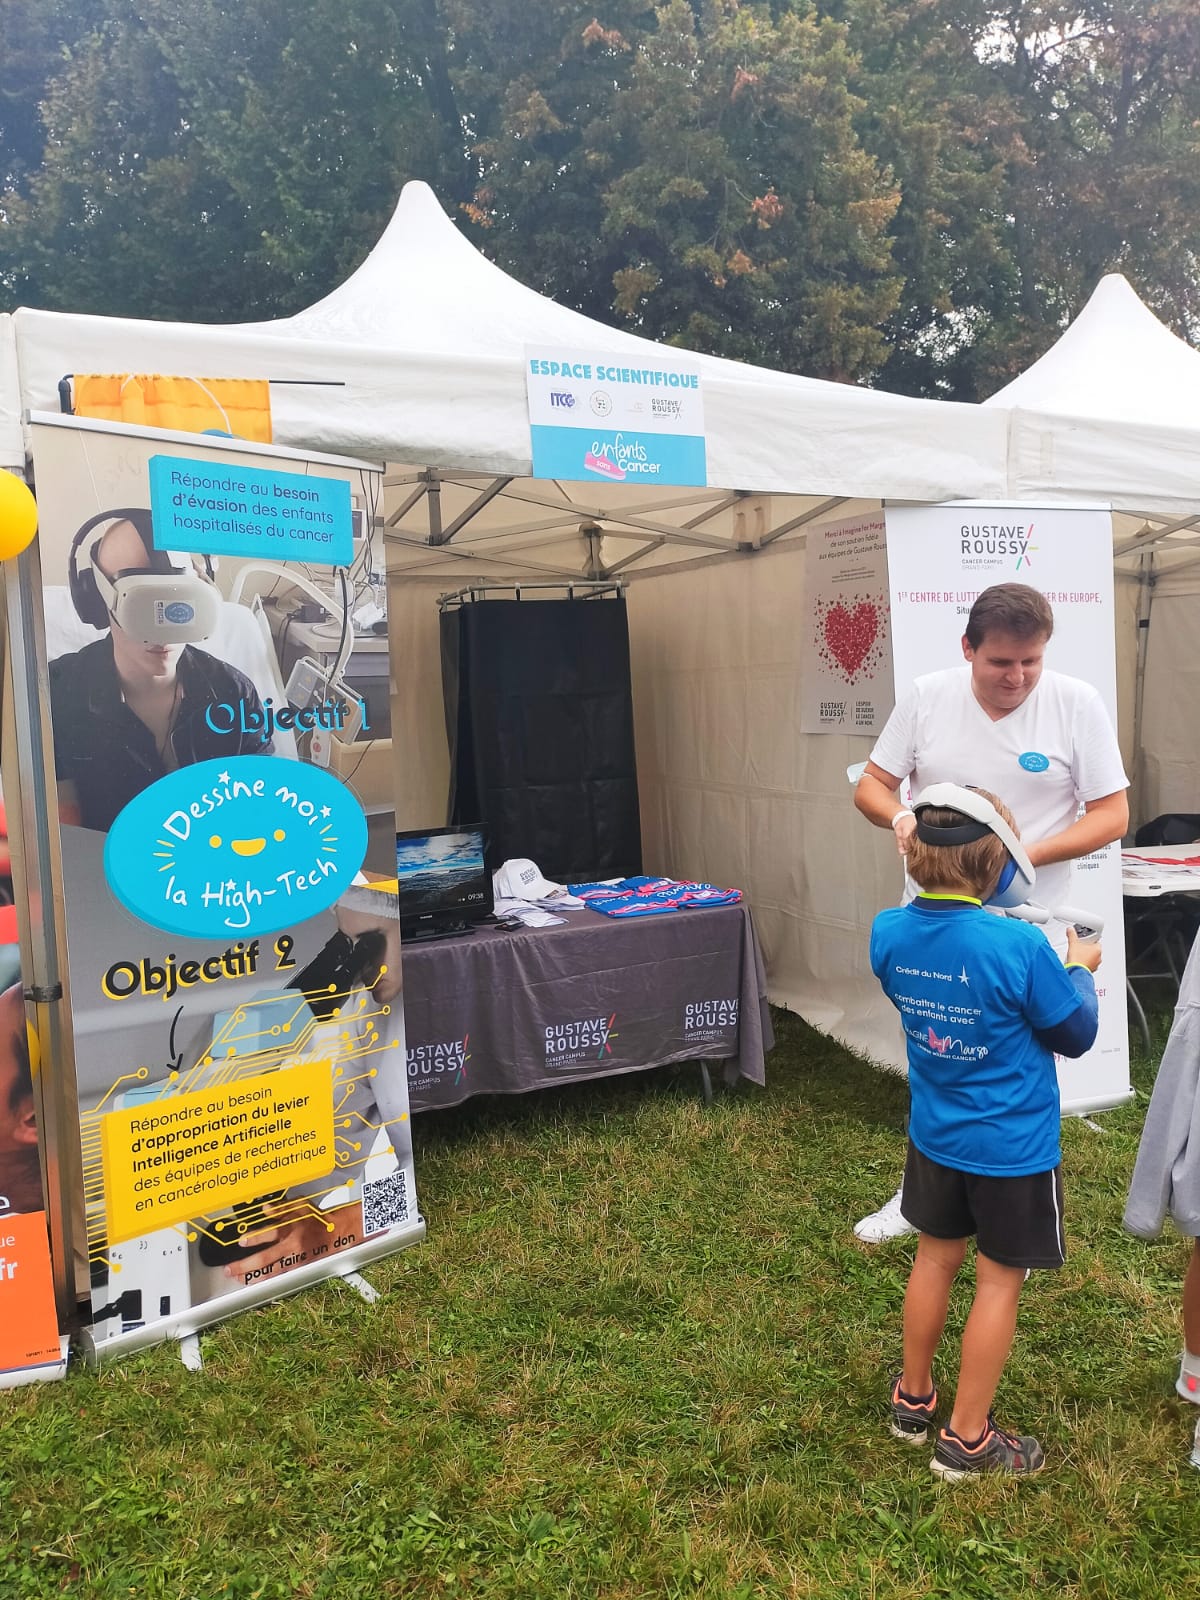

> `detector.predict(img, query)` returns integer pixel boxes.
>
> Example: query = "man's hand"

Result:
[892,811,917,856]
[854,763,916,857]
[1065,927,1102,972]
[221,1199,364,1286]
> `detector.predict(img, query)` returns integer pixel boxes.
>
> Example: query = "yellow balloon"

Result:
[0,470,38,560]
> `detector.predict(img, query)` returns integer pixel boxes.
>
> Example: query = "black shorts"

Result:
[901,1141,1066,1271]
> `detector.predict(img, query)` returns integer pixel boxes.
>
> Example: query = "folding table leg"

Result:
[1127,979,1152,1056]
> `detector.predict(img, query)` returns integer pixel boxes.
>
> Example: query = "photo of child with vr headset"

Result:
[49,508,276,833]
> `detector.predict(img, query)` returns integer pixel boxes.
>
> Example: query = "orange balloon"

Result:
[0,470,38,559]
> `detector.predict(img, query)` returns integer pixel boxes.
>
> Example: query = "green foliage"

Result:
[2,1,1200,388]
[1,1007,1198,1598]
[840,0,1200,396]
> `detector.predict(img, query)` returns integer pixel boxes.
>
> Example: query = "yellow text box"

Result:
[101,1060,334,1245]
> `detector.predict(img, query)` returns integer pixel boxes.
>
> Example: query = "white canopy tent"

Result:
[985,274,1200,826]
[0,186,1182,1070]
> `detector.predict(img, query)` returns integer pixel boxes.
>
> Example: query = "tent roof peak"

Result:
[985,272,1200,424]
[260,180,701,365]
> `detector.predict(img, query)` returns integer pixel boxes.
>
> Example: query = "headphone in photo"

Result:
[68,508,222,645]
[911,782,1036,909]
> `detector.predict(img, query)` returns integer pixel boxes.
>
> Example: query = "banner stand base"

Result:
[77,1218,425,1368]
[341,1270,379,1305]
[0,1335,70,1391]
[179,1334,202,1372]
[1062,1089,1136,1118]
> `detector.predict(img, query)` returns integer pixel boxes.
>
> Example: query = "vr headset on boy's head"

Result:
[68,508,222,645]
[911,782,1036,909]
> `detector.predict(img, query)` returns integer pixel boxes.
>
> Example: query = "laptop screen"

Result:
[394,826,492,930]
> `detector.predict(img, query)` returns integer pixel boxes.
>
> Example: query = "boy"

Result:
[869,784,1101,1478]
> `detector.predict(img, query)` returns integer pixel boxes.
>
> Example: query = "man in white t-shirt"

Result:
[852,582,1129,1241]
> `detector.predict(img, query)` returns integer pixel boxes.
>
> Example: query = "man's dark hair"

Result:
[8,1022,31,1112]
[965,584,1054,649]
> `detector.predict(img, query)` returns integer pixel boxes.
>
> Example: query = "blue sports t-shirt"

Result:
[869,900,1089,1177]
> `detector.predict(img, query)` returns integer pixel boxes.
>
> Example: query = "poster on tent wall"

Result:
[883,503,1130,1115]
[27,416,422,1358]
[525,346,706,487]
[800,511,891,735]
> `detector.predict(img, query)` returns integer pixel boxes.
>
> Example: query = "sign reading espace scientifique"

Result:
[149,454,354,565]
[525,346,706,487]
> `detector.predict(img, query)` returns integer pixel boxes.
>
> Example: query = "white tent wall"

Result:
[1131,559,1200,825]
[624,532,902,1064]
[388,576,454,830]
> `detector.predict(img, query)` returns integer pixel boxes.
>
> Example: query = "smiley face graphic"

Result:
[105,756,368,939]
[210,828,288,858]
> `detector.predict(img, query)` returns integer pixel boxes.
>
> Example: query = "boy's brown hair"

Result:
[907,787,1020,900]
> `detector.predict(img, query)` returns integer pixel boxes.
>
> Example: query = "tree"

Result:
[467,0,903,382]
[3,0,1199,394]
[0,0,469,319]
[836,0,1200,396]
[1,7,262,320]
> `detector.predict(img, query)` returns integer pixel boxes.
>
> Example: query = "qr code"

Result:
[362,1170,409,1234]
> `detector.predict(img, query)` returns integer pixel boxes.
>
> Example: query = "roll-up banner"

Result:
[28,416,421,1359]
[883,502,1130,1115]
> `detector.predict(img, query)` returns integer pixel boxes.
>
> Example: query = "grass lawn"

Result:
[3,1005,1198,1599]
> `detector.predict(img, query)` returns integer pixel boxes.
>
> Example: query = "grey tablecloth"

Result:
[401,903,773,1110]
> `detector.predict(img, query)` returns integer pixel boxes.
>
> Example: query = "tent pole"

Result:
[1130,549,1155,829]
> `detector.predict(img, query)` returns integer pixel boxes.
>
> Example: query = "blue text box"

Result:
[149,455,353,567]
[530,426,706,487]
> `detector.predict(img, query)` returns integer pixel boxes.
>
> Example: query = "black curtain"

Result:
[440,597,642,882]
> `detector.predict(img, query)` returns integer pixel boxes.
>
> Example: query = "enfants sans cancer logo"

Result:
[104,756,367,940]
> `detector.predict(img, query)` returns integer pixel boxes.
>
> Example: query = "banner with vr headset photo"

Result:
[27,415,421,1357]
[883,502,1130,1116]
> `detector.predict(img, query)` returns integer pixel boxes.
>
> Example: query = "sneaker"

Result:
[931,1417,1045,1480]
[1176,1353,1200,1404]
[854,1187,915,1243]
[889,1374,938,1443]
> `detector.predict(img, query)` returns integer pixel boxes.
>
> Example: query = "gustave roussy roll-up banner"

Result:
[29,416,422,1357]
[883,503,1130,1116]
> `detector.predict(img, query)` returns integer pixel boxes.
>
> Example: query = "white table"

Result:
[1122,844,1200,897]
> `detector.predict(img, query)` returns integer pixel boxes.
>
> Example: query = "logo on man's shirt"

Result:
[1018,750,1050,772]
